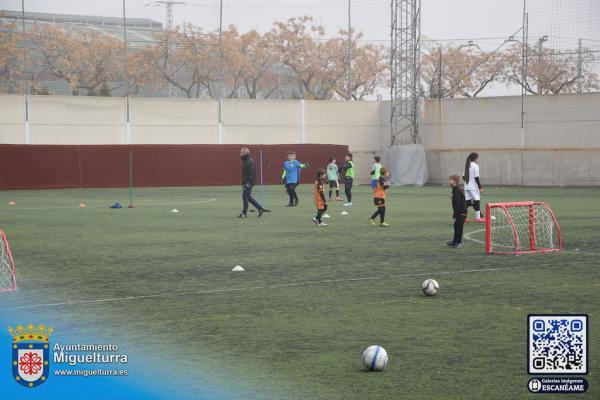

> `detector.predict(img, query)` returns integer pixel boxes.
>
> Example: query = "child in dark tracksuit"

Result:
[448,175,468,248]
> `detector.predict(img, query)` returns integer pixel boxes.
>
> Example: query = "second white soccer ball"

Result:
[422,279,439,296]
[361,345,388,371]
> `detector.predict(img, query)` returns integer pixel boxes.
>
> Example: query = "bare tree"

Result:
[332,30,387,100]
[420,44,504,98]
[0,16,22,94]
[269,16,342,99]
[503,43,599,94]
[32,24,125,96]
[238,30,283,99]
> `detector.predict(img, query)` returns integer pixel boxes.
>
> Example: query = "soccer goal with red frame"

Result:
[0,229,16,292]
[486,202,563,255]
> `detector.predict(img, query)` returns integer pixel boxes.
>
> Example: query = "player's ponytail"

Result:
[464,152,478,184]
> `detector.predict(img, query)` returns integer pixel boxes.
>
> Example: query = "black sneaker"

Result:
[237,213,247,218]
[446,241,455,247]
[258,208,271,217]
[451,243,463,248]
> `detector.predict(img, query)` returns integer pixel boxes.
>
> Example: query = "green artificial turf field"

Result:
[1,184,599,399]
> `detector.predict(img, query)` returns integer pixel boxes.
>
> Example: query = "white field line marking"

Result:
[13,259,597,310]
[8,198,216,210]
[463,228,487,245]
[49,298,424,337]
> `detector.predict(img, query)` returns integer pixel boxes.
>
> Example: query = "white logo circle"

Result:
[528,379,542,392]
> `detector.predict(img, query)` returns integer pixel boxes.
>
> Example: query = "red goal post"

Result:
[486,202,562,255]
[0,230,16,292]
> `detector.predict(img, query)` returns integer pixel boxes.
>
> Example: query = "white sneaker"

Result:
[322,214,331,218]
[318,222,328,227]
[343,202,352,207]
[312,218,319,226]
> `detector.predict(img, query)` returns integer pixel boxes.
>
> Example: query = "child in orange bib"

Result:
[369,167,390,227]
[313,168,328,227]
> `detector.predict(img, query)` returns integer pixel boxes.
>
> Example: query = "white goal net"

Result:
[0,230,16,292]
[486,202,562,255]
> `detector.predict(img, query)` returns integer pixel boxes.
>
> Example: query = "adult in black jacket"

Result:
[239,147,270,218]
[448,174,468,248]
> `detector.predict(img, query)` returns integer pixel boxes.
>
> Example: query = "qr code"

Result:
[528,315,588,374]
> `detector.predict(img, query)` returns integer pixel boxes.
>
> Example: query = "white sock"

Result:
[475,211,481,219]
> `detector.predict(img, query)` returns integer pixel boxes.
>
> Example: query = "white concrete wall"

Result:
[419,92,600,186]
[221,99,301,144]
[305,100,387,182]
[1,93,599,185]
[130,97,218,144]
[0,95,25,144]
[28,96,126,144]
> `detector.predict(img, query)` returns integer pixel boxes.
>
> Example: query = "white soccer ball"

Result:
[361,345,388,371]
[422,279,439,296]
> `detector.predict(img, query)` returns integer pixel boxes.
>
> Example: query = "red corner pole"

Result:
[485,203,492,255]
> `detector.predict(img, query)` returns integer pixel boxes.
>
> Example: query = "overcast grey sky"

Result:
[5,0,598,48]
[6,0,598,50]
[4,0,525,45]
[3,0,597,97]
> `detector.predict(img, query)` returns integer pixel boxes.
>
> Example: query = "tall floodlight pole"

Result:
[520,0,528,185]
[577,38,583,93]
[218,0,223,143]
[123,0,131,144]
[165,1,174,30]
[390,0,421,145]
[521,0,528,148]
[145,1,186,97]
[347,0,352,100]
[21,0,29,144]
[124,1,135,206]
[146,1,186,31]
